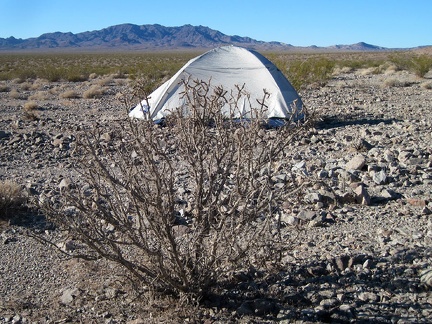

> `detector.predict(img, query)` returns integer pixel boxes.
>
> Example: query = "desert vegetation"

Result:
[41,79,310,299]
[1,50,431,92]
[1,49,432,322]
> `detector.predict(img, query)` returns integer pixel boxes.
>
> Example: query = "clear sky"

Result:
[0,0,430,48]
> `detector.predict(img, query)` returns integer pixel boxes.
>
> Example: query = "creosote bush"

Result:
[389,53,432,78]
[42,79,309,299]
[286,57,335,90]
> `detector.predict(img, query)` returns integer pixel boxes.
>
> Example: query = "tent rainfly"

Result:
[129,45,304,122]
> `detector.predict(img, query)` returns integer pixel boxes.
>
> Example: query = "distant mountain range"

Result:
[0,23,409,52]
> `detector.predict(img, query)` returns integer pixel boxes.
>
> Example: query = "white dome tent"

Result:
[129,45,304,123]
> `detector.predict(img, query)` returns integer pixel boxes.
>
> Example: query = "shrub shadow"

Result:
[315,114,401,130]
[202,246,430,322]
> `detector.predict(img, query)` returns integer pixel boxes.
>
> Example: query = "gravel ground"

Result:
[1,67,432,323]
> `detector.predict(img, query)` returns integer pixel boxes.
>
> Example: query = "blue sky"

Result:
[0,0,430,48]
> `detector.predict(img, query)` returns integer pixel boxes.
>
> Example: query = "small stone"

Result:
[100,132,112,142]
[358,292,378,302]
[398,150,411,163]
[319,298,338,308]
[407,198,427,207]
[60,288,80,304]
[297,210,316,221]
[383,149,395,162]
[422,207,432,215]
[52,137,64,147]
[373,170,387,185]
[353,183,371,205]
[59,178,71,191]
[317,169,329,178]
[280,214,300,226]
[346,155,366,171]
[305,192,321,204]
[381,189,401,200]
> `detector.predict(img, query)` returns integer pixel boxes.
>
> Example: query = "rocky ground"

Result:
[1,67,432,323]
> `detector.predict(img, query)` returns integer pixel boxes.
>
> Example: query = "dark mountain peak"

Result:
[0,23,394,52]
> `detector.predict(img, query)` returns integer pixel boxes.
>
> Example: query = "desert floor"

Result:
[1,65,432,323]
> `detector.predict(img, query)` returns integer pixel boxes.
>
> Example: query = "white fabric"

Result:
[129,45,303,121]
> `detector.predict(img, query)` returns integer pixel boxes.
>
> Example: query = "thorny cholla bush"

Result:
[41,79,311,299]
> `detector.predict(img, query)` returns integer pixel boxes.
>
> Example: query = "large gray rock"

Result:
[345,155,366,171]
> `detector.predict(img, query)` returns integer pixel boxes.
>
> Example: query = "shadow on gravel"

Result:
[202,247,431,323]
[3,207,48,231]
[4,208,430,322]
[316,114,401,130]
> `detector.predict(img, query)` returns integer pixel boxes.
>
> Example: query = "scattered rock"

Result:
[352,183,371,205]
[60,288,80,304]
[346,155,366,171]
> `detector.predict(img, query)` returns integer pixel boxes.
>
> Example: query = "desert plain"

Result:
[1,51,432,323]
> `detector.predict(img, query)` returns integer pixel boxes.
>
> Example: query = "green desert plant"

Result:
[390,53,432,77]
[41,79,309,299]
[286,57,335,89]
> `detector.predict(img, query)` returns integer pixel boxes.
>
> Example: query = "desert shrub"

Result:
[389,53,432,77]
[60,90,80,99]
[83,85,104,99]
[29,91,49,100]
[20,82,32,91]
[9,89,21,99]
[421,81,432,90]
[286,57,335,89]
[382,78,412,88]
[41,79,309,299]
[0,180,26,219]
[0,84,10,92]
[358,67,379,76]
[97,76,114,86]
[411,54,432,77]
[24,100,38,110]
[23,101,40,120]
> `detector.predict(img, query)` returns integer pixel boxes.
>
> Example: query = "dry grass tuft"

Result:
[421,81,432,90]
[382,77,413,88]
[332,66,353,76]
[0,180,27,219]
[0,84,10,92]
[357,67,378,76]
[20,82,32,91]
[97,76,114,87]
[31,78,49,90]
[9,89,22,99]
[23,101,40,120]
[29,91,49,101]
[60,90,80,99]
[83,85,104,99]
[24,101,39,111]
